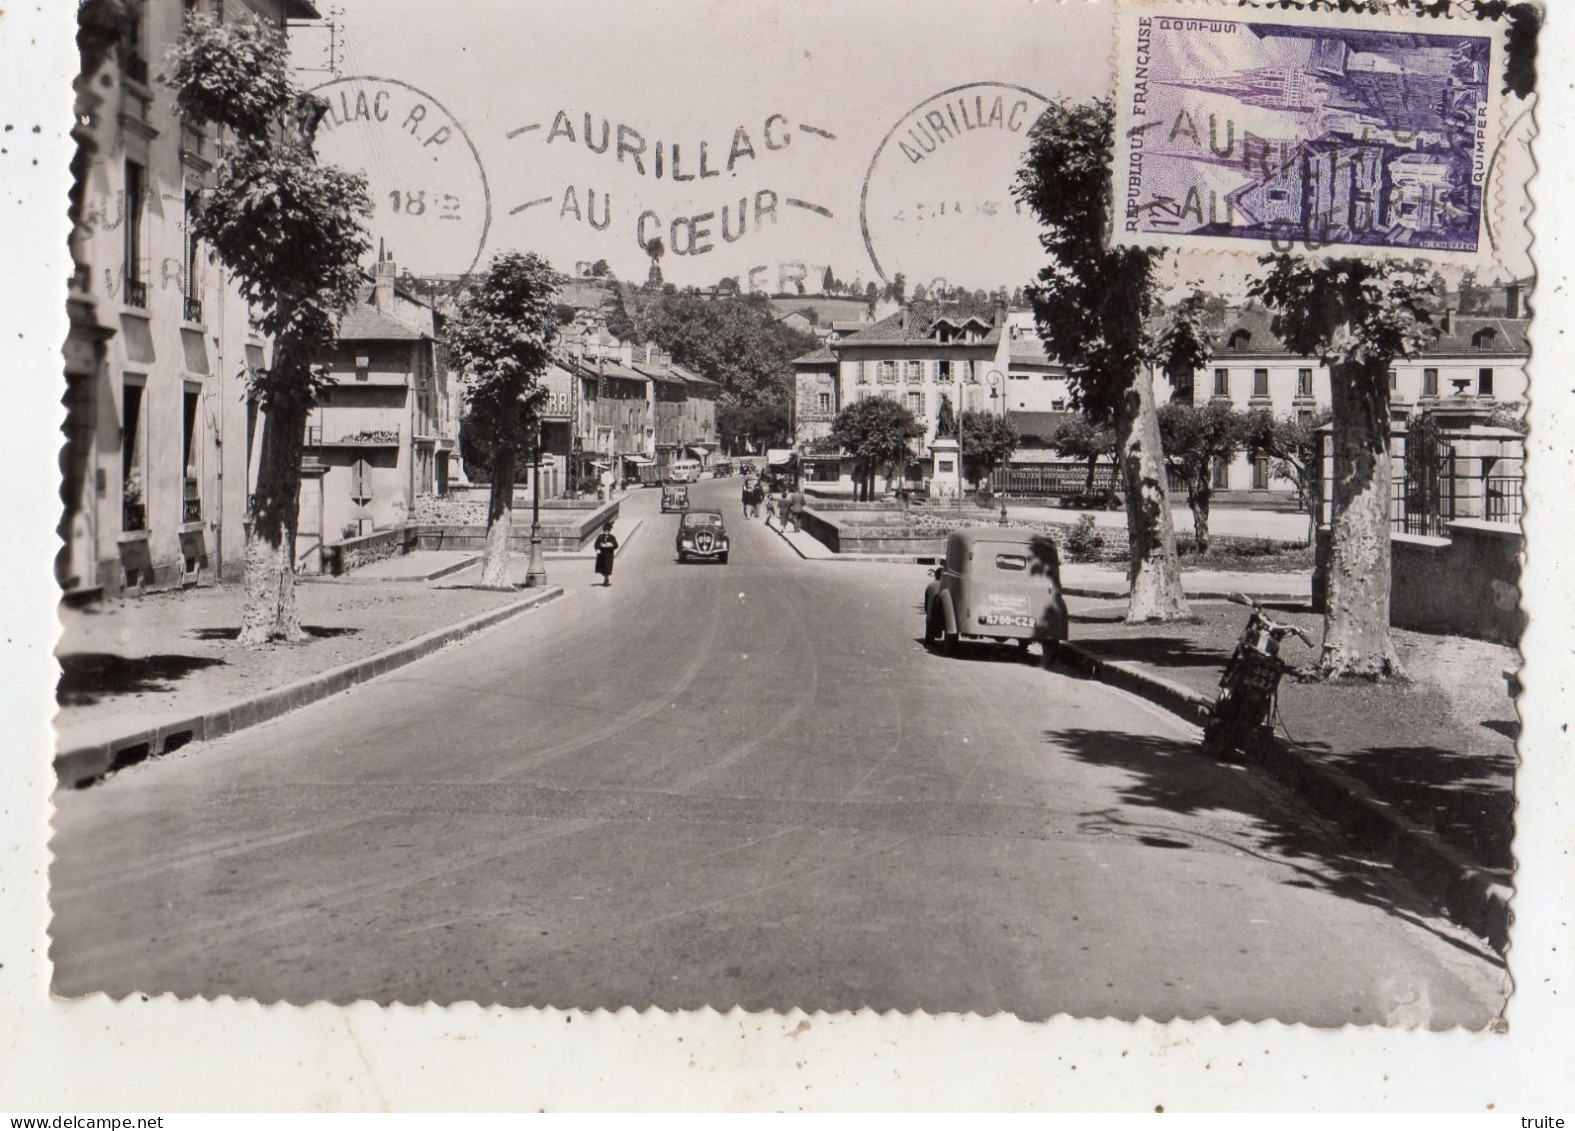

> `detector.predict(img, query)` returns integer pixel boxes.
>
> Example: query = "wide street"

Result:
[51,477,1506,1027]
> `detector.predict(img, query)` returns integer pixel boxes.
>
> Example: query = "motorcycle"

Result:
[1203,592,1315,754]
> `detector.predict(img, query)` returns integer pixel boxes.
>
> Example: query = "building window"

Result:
[937,359,951,381]
[1213,367,1229,396]
[1388,368,1398,391]
[1252,455,1270,490]
[1211,457,1230,489]
[1472,328,1498,348]
[1253,368,1269,397]
[1172,370,1194,404]
[856,361,869,385]
[122,379,146,530]
[907,391,923,417]
[182,387,202,522]
[1479,367,1495,396]
[1228,329,1251,350]
[123,161,146,304]
[1423,367,1439,396]
[1297,367,1313,397]
[877,360,896,383]
[183,191,203,322]
[904,360,923,384]
[817,392,831,414]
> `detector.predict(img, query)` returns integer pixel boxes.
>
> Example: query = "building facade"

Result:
[1161,301,1529,494]
[306,256,454,562]
[62,0,319,598]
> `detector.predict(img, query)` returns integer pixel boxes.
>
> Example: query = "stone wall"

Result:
[1315,520,1524,644]
[797,507,945,556]
[414,498,620,555]
[322,527,420,577]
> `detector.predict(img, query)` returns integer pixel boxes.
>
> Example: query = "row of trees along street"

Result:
[1012,0,1539,680]
[169,0,1535,681]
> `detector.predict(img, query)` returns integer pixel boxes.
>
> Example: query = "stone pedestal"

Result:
[930,437,961,499]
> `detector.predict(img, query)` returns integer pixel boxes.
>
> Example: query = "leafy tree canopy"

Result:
[448,251,564,467]
[959,410,1019,480]
[1250,256,1440,368]
[829,397,923,471]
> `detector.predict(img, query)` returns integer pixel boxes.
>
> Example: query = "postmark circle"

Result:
[311,76,492,280]
[860,81,1050,290]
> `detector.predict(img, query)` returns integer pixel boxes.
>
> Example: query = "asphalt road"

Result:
[51,478,1507,1027]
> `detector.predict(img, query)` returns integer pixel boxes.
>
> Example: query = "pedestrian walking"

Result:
[741,476,755,518]
[593,521,619,586]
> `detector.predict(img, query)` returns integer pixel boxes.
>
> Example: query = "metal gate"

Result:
[1397,427,1455,536]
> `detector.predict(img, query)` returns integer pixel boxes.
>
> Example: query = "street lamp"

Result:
[523,414,547,588]
[987,370,1007,524]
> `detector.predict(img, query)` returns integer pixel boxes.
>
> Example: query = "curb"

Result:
[1055,640,1510,953]
[1061,585,1310,604]
[54,587,566,790]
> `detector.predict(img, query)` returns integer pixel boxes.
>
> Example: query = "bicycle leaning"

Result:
[1203,592,1314,755]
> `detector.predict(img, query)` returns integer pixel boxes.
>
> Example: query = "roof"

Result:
[1010,411,1081,445]
[1209,306,1530,361]
[337,304,428,342]
[839,311,1002,347]
[791,345,837,366]
[630,361,688,387]
[1432,316,1529,356]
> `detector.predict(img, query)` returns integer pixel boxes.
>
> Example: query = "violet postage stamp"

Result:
[1111,2,1511,261]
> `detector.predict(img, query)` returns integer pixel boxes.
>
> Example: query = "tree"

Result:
[589,258,610,278]
[717,398,790,454]
[864,281,878,303]
[169,13,371,645]
[829,398,922,501]
[821,266,836,294]
[447,252,564,589]
[912,283,928,303]
[637,290,817,407]
[1015,98,1190,623]
[1245,408,1330,545]
[1156,402,1246,553]
[959,410,1018,487]
[1250,256,1439,679]
[1049,416,1118,496]
[644,237,665,289]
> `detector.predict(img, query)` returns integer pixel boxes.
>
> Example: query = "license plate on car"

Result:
[982,613,1036,627]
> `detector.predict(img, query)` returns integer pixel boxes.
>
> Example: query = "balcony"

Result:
[183,477,202,524]
[304,424,401,448]
[183,295,204,324]
[124,279,149,309]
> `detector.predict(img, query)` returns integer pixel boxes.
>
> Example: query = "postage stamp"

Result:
[1111,1,1511,261]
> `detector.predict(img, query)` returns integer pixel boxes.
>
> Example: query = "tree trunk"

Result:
[1321,360,1403,679]
[1192,482,1211,554]
[238,398,309,646]
[478,448,516,589]
[1085,455,1096,494]
[1117,368,1190,623]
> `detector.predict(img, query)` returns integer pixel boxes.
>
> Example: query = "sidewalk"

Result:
[1059,595,1517,950]
[54,515,647,785]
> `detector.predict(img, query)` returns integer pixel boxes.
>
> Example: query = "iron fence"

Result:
[1485,475,1523,524]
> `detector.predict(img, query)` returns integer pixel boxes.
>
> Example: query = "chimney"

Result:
[994,299,1008,327]
[619,342,633,367]
[373,255,397,311]
[900,305,909,332]
[1440,308,1452,335]
[1505,283,1521,319]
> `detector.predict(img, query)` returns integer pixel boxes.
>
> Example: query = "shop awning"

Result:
[621,454,654,465]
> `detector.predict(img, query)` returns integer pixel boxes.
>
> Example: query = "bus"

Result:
[667,458,702,483]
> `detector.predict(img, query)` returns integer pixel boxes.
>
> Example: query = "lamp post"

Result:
[523,414,547,588]
[988,370,1007,524]
[955,370,964,516]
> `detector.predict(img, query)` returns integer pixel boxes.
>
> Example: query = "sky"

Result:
[290,0,1116,290]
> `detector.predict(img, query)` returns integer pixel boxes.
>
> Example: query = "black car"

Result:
[676,509,730,564]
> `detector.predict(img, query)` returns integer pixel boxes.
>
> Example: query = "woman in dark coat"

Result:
[593,521,619,586]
